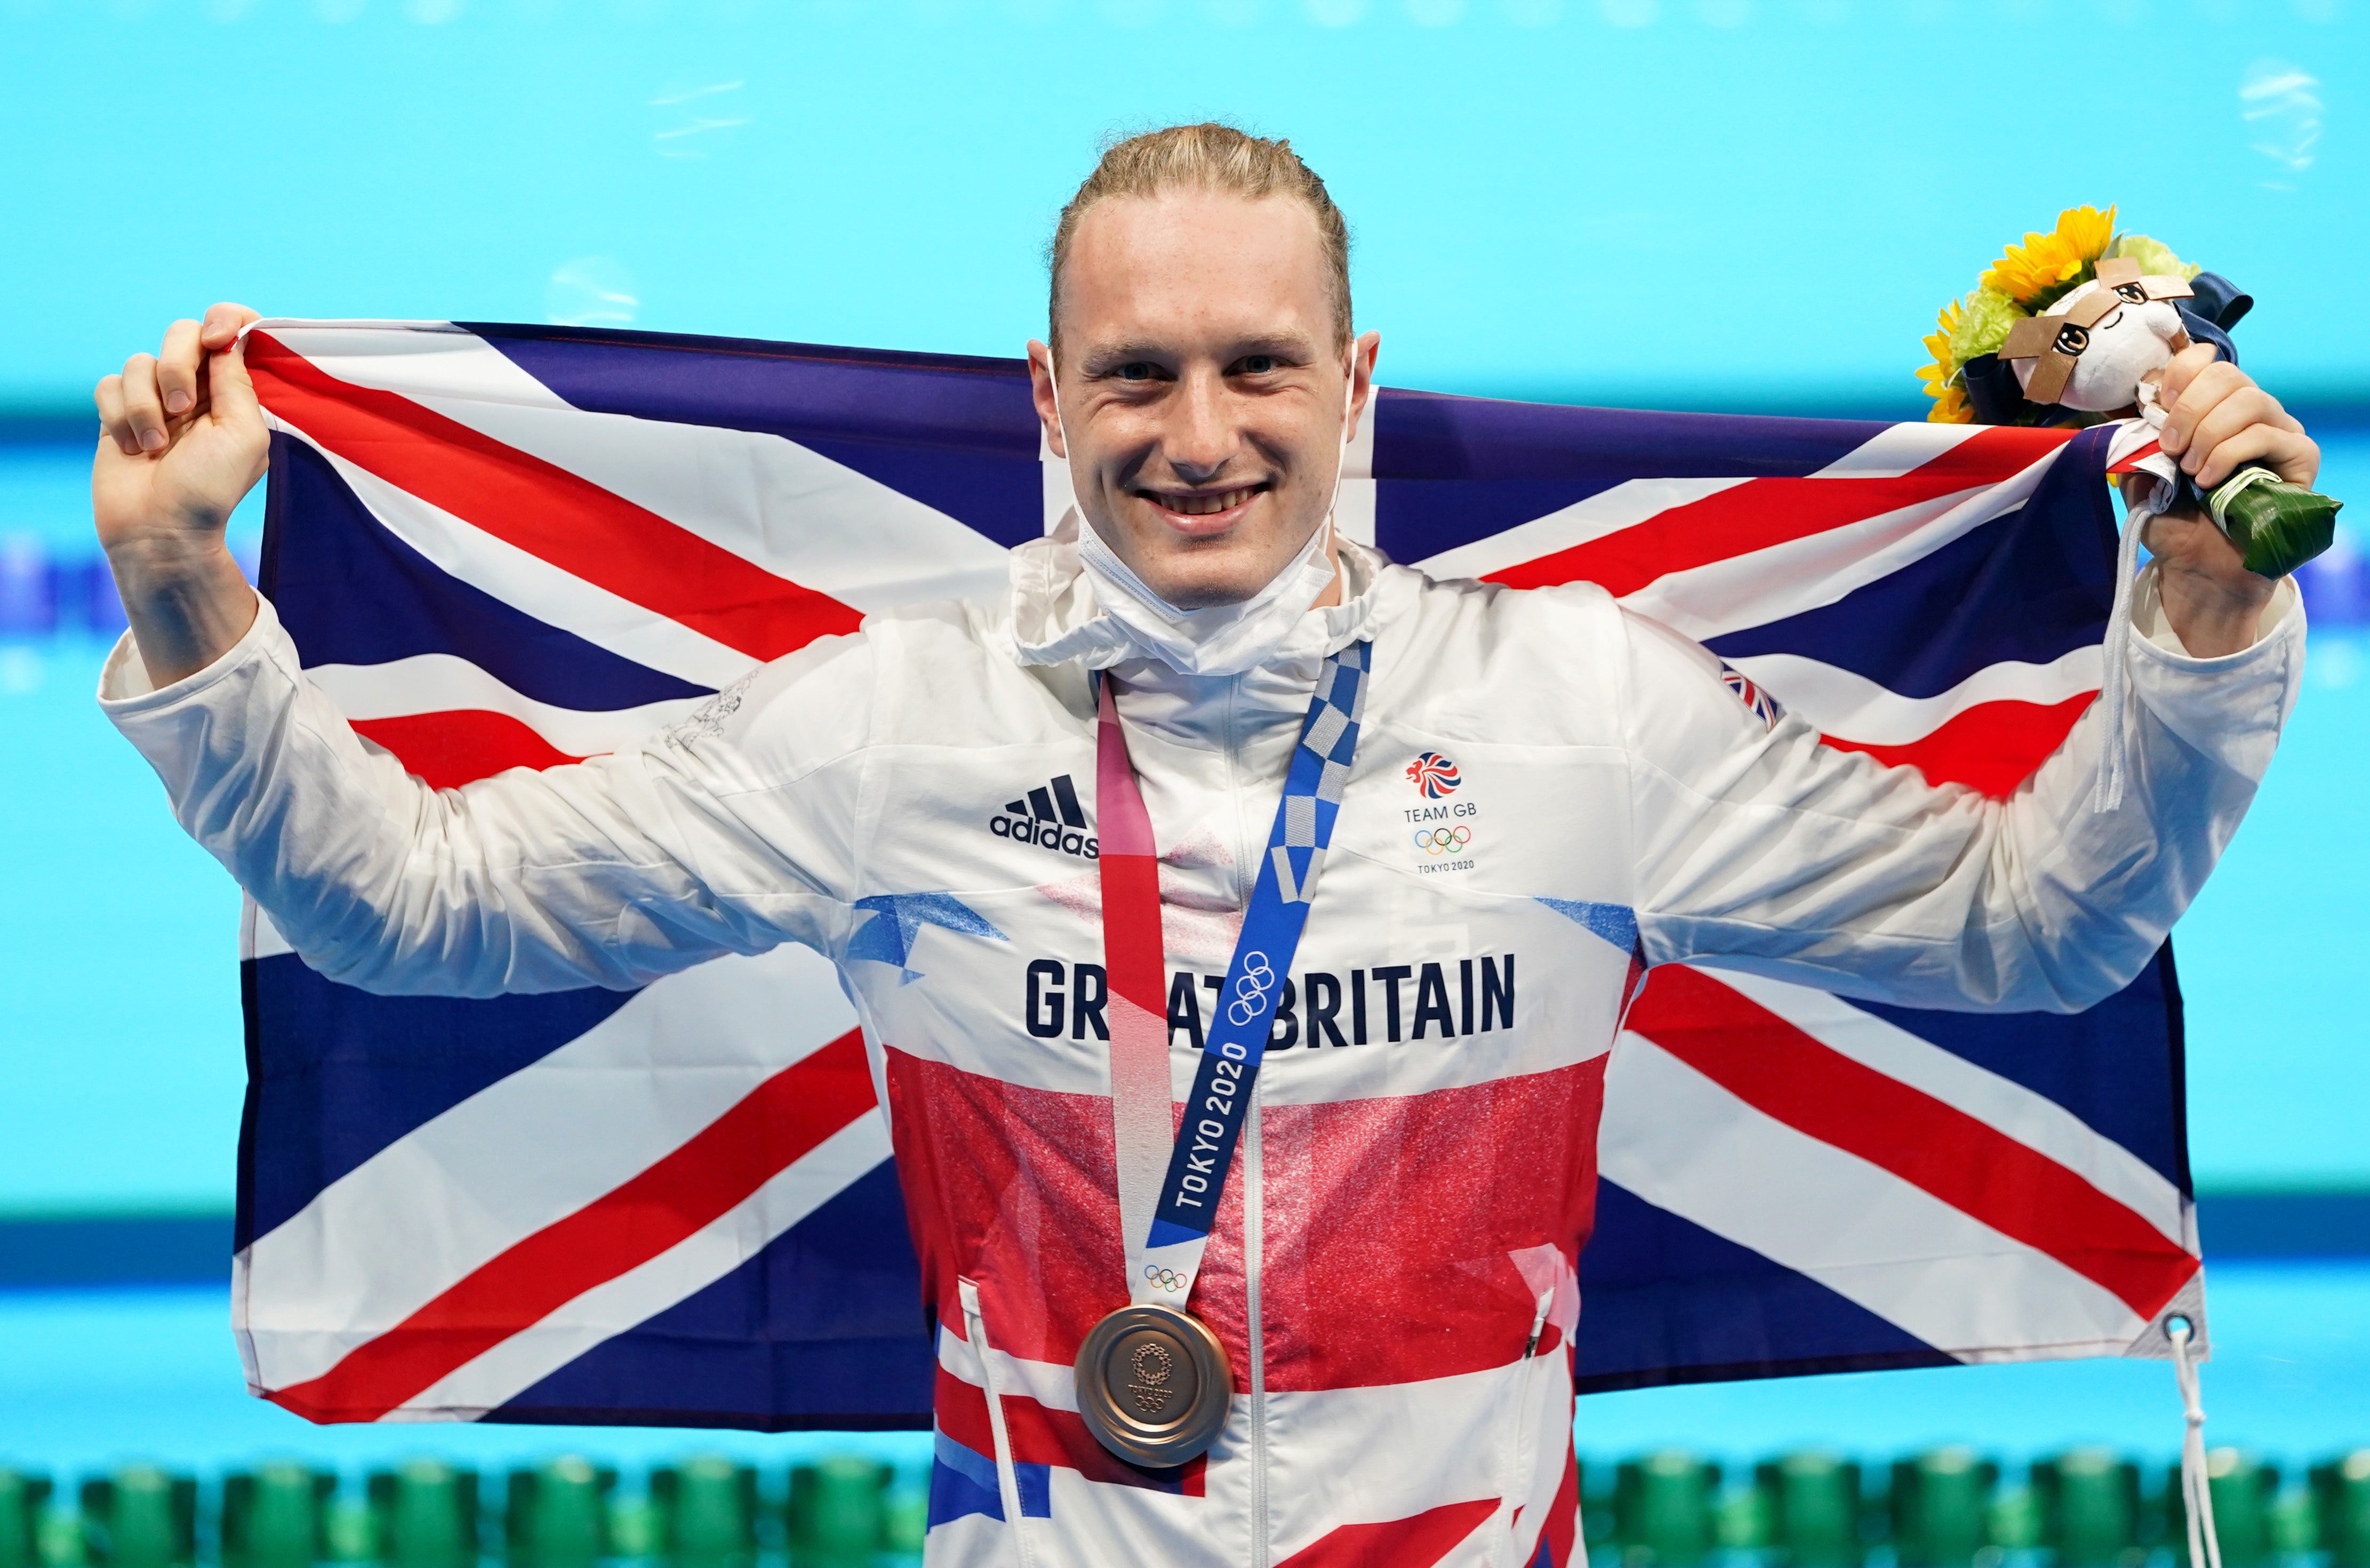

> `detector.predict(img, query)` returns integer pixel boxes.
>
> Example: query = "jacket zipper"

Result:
[1499,1290,1559,1567]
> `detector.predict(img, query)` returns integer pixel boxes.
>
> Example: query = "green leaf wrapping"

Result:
[2209,466,2344,580]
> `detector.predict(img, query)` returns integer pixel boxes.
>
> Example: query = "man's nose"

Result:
[1163,370,1237,482]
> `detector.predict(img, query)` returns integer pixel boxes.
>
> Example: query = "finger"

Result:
[199,302,262,350]
[2198,423,2319,491]
[157,319,203,416]
[94,374,140,456]
[2186,424,2294,493]
[2182,387,2288,481]
[204,335,260,423]
[2156,342,2221,422]
[120,354,170,453]
[2159,359,2246,456]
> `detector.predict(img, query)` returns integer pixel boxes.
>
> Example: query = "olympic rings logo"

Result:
[1143,1265,1188,1293]
[1413,826,1473,855]
[1225,952,1277,1027]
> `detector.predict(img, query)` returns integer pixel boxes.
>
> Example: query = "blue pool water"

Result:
[0,1263,2360,1476]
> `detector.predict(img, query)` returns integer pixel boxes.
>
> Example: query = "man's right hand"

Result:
[93,303,268,686]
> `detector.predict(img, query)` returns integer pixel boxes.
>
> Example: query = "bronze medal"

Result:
[1074,1302,1231,1468]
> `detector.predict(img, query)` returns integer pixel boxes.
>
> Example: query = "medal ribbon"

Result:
[1093,643,1371,1311]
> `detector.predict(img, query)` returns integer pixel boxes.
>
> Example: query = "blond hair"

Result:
[1048,122,1353,350]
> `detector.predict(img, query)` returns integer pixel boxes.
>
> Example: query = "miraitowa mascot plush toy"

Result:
[1918,204,2339,581]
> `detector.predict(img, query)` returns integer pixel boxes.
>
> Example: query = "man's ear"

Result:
[1027,339,1067,461]
[1346,330,1381,443]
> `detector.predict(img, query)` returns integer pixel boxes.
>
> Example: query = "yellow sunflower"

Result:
[1925,383,1973,424]
[2055,203,2116,260]
[1916,300,1973,423]
[1980,203,2118,306]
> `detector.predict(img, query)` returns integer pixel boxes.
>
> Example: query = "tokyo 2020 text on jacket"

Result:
[101,521,2302,1568]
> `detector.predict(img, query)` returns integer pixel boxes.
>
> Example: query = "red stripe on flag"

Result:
[1485,425,2078,597]
[1624,967,2196,1318]
[1274,1498,1500,1568]
[267,1030,878,1424]
[245,332,863,662]
[2110,439,2163,474]
[1818,691,2095,798]
[350,710,587,790]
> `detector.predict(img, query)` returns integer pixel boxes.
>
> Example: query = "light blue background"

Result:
[1,0,2363,412]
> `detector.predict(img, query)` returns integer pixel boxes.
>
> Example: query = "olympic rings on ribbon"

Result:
[1225,953,1276,1027]
[1413,825,1474,855]
[1143,1265,1189,1293]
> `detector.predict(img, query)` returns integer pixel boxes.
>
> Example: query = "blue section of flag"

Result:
[1535,898,1640,955]
[1704,423,2122,696]
[262,432,709,711]
[1574,1179,1958,1390]
[238,953,637,1250]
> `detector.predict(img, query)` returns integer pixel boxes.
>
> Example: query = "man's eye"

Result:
[1116,363,1155,382]
[1239,355,1279,375]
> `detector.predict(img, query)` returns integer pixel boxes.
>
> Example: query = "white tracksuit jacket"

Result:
[101,535,2302,1568]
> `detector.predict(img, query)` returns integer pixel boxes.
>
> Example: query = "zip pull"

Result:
[1523,1288,1555,1359]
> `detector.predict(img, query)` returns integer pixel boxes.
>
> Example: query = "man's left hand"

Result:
[2127,343,2320,657]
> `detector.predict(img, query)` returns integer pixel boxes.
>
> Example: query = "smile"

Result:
[1140,484,1269,518]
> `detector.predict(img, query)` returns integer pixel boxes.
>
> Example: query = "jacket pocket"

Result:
[958,1277,1038,1568]
[1499,1289,1562,1567]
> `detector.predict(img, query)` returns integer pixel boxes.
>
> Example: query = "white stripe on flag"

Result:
[398,385,1015,613]
[389,1110,893,1421]
[1709,969,2190,1250]
[1621,443,2065,642]
[1410,477,1751,583]
[1719,646,2104,746]
[247,322,574,412]
[1602,1028,2151,1361]
[239,944,860,1390]
[306,655,706,759]
[1806,421,1990,480]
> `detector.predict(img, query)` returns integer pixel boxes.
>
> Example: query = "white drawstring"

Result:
[2091,501,2150,814]
[2168,1315,2222,1568]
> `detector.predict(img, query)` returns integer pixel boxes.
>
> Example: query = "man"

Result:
[93,125,2312,1566]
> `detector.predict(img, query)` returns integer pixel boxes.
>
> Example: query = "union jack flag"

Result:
[232,320,2203,1430]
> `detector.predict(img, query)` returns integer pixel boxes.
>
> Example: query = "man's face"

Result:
[1030,190,1379,610]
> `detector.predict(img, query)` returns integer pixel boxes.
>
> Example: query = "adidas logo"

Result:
[990,774,1099,860]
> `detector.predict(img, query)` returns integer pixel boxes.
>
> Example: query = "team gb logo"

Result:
[1405,752,1461,798]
